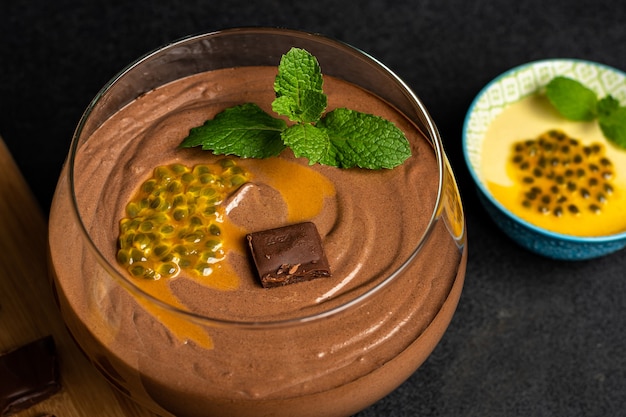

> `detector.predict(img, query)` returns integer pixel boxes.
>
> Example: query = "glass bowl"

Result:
[48,28,467,417]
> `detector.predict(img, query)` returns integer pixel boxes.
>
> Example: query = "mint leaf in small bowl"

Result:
[546,76,598,121]
[545,75,626,149]
[598,102,626,149]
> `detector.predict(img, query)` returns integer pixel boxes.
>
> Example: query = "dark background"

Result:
[2,1,626,416]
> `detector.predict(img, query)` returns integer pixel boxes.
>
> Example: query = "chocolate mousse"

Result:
[48,65,467,417]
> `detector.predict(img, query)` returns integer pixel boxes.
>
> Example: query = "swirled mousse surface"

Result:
[49,66,464,413]
[74,67,439,321]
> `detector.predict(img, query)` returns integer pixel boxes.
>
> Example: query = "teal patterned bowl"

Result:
[462,58,626,260]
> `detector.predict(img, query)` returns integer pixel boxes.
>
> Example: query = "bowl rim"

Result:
[65,27,458,328]
[462,57,626,243]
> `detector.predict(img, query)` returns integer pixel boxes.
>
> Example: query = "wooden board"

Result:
[0,136,158,417]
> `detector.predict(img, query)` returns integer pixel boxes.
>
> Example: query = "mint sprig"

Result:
[182,103,287,158]
[272,49,327,124]
[179,48,411,169]
[545,76,626,149]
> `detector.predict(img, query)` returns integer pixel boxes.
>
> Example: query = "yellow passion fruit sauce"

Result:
[487,126,626,237]
[481,92,626,237]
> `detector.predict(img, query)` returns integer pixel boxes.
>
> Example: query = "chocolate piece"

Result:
[0,335,61,416]
[246,222,331,288]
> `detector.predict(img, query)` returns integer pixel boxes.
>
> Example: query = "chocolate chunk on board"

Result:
[246,222,331,288]
[0,335,61,416]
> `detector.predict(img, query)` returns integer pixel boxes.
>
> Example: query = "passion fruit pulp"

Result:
[116,160,249,280]
[509,129,615,218]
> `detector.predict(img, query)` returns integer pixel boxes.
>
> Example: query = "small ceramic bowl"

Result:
[463,58,626,260]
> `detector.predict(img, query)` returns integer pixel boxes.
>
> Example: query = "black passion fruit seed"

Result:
[511,129,616,218]
[117,160,249,280]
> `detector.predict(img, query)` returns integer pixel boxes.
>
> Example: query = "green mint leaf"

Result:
[272,48,327,123]
[179,48,412,170]
[281,123,330,165]
[272,89,327,124]
[545,76,598,121]
[597,97,626,149]
[179,103,286,158]
[543,76,626,149]
[597,95,621,116]
[317,108,411,169]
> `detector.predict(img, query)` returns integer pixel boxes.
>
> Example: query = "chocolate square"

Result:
[246,222,331,288]
[0,335,61,416]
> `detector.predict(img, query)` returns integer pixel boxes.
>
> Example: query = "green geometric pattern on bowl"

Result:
[464,59,626,186]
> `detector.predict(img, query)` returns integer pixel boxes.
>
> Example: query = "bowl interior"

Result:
[462,58,626,242]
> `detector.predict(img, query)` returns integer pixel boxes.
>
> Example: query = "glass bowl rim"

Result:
[67,27,450,328]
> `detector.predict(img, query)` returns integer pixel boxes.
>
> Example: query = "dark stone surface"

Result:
[2,1,625,415]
